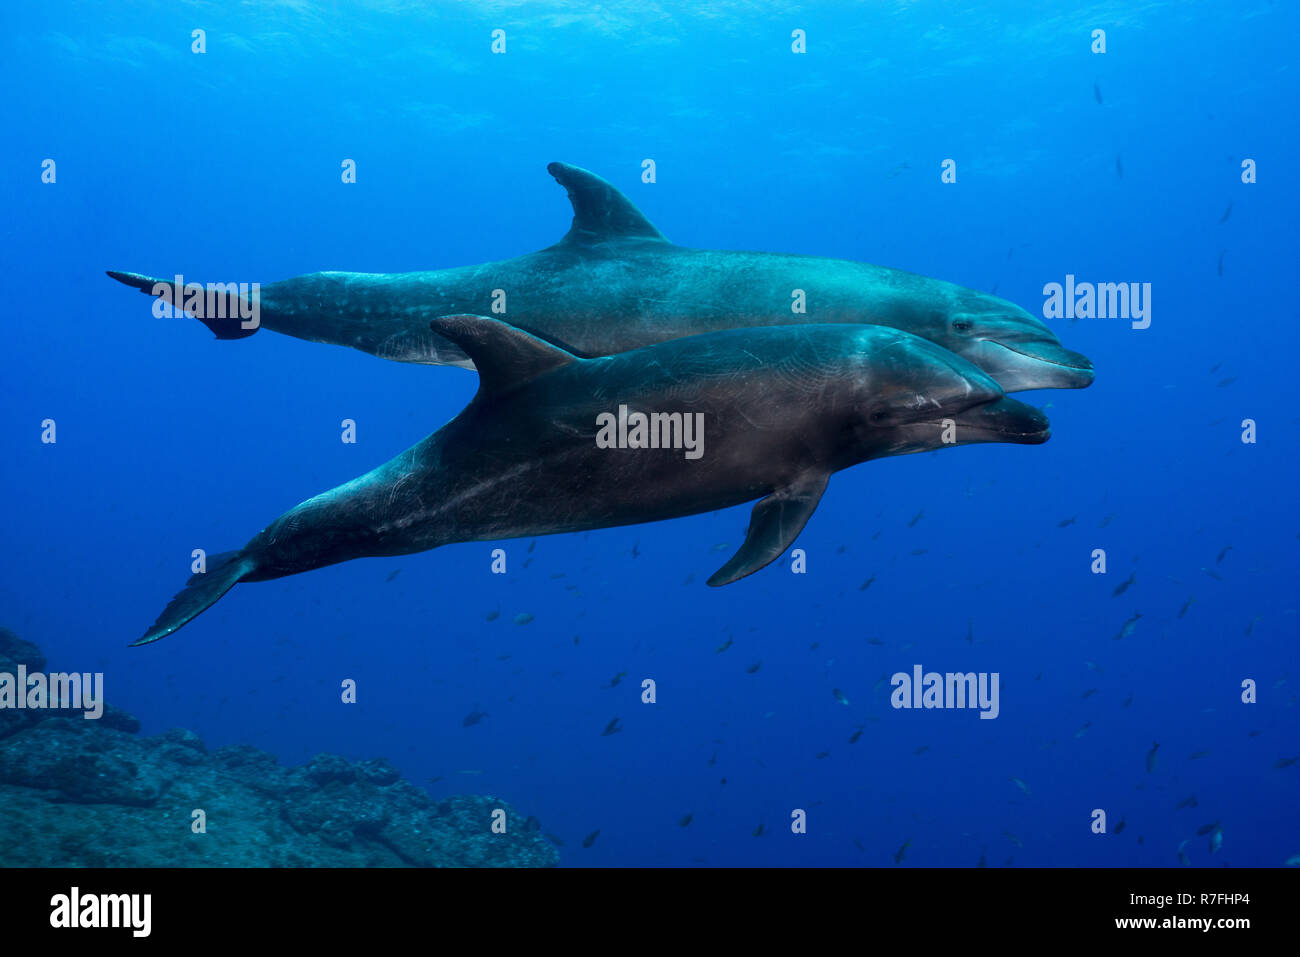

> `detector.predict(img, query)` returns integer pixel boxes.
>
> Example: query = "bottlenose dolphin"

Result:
[107,162,1093,393]
[133,316,1049,646]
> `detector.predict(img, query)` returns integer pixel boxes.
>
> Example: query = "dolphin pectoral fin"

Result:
[131,550,255,646]
[707,472,830,587]
[106,270,258,340]
[430,315,578,396]
[546,162,669,246]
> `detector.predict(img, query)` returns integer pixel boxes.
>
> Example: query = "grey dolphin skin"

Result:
[132,317,1049,645]
[107,162,1093,393]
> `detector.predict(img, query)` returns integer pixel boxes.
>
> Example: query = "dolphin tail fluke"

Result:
[707,472,829,586]
[106,270,259,340]
[131,550,255,646]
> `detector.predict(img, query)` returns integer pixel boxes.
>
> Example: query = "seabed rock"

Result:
[0,627,556,867]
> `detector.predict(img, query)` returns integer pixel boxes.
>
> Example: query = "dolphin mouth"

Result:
[939,396,1052,445]
[988,338,1094,374]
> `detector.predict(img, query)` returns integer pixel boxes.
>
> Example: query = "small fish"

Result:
[1217,250,1225,276]
[1244,615,1261,636]
[894,840,910,864]
[1085,660,1101,672]
[1121,694,1133,708]
[1219,200,1233,224]
[707,751,717,768]
[1114,818,1127,834]
[910,548,928,556]
[631,542,640,559]
[1074,722,1091,739]
[1188,750,1211,760]
[1285,854,1300,867]
[746,661,762,674]
[1196,820,1220,837]
[710,542,730,553]
[1010,777,1031,796]
[848,726,864,744]
[1209,827,1223,854]
[462,708,488,727]
[385,568,402,582]
[867,637,885,646]
[977,848,987,867]
[1216,377,1236,388]
[526,540,536,553]
[832,688,850,706]
[815,750,830,759]
[908,509,924,527]
[859,575,876,591]
[886,161,912,179]
[513,612,535,626]
[1057,516,1077,528]
[914,745,929,756]
[1081,688,1098,699]
[1114,612,1142,640]
[1112,571,1136,597]
[485,609,500,622]
[582,830,600,848]
[1178,596,1196,619]
[601,717,623,736]
[678,813,693,827]
[1216,545,1232,564]
[1146,741,1160,774]
[1201,567,1224,582]
[965,620,974,644]
[456,769,483,776]
[545,832,564,847]
[752,821,765,837]
[1115,153,1123,178]
[715,636,733,653]
[427,776,443,784]
[1093,81,1103,104]
[1177,839,1191,866]
[1003,830,1023,849]
[607,670,627,688]
[1097,513,1117,528]
[1275,756,1299,769]
[1176,795,1199,810]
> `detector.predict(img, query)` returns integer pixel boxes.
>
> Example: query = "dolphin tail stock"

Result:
[106,270,259,340]
[131,550,256,646]
[707,471,830,586]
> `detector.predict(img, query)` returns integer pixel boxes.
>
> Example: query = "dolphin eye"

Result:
[952,318,974,333]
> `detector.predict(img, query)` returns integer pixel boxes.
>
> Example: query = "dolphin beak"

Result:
[952,396,1052,444]
[981,339,1094,392]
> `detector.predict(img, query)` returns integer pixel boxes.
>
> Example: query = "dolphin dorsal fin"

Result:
[430,315,577,395]
[547,161,669,246]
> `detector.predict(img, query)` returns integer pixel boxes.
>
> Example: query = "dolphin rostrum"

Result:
[108,162,1093,393]
[132,316,1050,646]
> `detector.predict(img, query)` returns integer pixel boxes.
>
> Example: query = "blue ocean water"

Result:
[2,0,1296,868]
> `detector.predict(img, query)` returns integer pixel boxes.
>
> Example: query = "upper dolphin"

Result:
[107,161,1093,393]
[132,316,1050,646]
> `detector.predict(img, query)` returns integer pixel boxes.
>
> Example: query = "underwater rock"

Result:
[0,629,556,868]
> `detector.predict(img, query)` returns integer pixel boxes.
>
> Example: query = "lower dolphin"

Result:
[108,162,1093,393]
[132,316,1049,646]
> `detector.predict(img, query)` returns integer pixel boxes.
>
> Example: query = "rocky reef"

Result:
[0,627,556,867]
